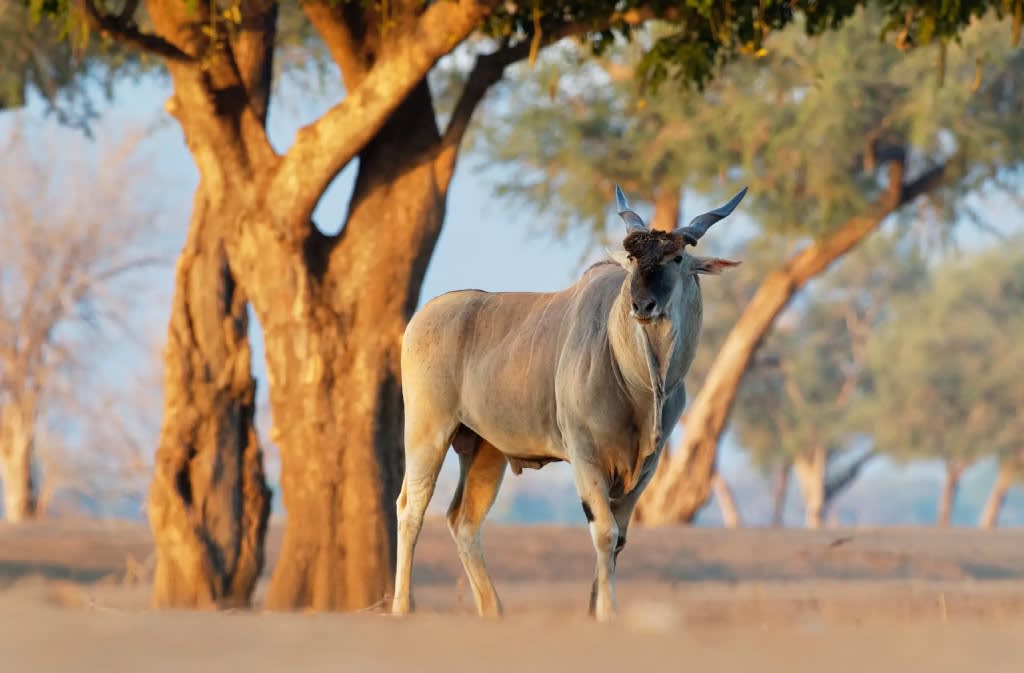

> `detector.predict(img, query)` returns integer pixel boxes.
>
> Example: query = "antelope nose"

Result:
[632,299,657,315]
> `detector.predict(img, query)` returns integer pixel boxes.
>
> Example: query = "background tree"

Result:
[854,241,1024,526]
[0,123,163,522]
[36,360,162,518]
[732,235,927,527]
[478,6,1024,525]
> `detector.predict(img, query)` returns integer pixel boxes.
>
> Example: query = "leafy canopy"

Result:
[28,1,1021,92]
[1,0,144,130]
[477,4,1023,248]
[732,234,928,471]
[853,240,1024,466]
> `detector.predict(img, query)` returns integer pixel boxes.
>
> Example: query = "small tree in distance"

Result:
[0,122,165,521]
[732,234,928,527]
[853,241,1024,526]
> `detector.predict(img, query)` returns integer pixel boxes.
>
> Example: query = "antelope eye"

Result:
[673,255,683,264]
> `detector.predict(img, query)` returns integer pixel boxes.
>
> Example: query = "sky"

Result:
[3,58,1021,528]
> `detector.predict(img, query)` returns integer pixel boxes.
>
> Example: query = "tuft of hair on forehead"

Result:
[622,230,684,270]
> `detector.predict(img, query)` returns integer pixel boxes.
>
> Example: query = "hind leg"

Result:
[447,437,507,618]
[391,412,457,616]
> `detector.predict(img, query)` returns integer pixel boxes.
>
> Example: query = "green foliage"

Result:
[732,233,929,471]
[482,1,1012,91]
[27,2,1018,111]
[853,240,1024,466]
[2,1,350,131]
[1,0,153,132]
[478,5,1023,250]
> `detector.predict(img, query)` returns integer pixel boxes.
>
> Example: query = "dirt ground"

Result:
[1,517,1023,673]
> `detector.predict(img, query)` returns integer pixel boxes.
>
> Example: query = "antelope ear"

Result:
[609,249,632,269]
[694,257,742,275]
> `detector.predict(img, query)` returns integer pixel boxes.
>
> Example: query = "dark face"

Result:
[611,184,746,323]
[621,230,686,323]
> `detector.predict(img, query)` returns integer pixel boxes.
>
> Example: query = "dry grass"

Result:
[2,519,1024,672]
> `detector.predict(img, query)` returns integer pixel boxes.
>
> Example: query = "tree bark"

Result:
[650,182,682,233]
[138,0,281,610]
[978,456,1019,528]
[792,446,827,529]
[937,461,966,527]
[147,185,271,609]
[634,157,951,526]
[0,402,36,522]
[979,460,1015,530]
[712,473,743,528]
[771,459,791,527]
[259,82,445,611]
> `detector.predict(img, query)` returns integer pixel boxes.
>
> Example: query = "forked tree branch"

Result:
[433,37,532,189]
[78,0,195,63]
[268,0,500,234]
[442,38,531,149]
[433,9,604,191]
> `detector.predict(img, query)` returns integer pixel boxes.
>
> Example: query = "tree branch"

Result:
[78,0,195,63]
[433,4,611,193]
[824,450,875,502]
[268,0,499,235]
[433,37,531,190]
[232,0,279,126]
[899,157,952,204]
[780,362,809,413]
[302,1,375,89]
[442,38,530,148]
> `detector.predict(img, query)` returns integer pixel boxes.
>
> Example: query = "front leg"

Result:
[586,459,657,618]
[572,460,618,623]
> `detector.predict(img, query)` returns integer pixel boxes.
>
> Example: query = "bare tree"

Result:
[0,120,165,522]
[37,335,164,518]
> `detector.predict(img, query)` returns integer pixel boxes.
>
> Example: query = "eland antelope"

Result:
[392,185,747,622]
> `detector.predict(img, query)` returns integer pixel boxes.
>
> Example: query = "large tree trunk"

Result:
[792,446,827,529]
[140,0,282,610]
[634,158,950,526]
[771,459,791,527]
[712,473,743,528]
[139,0,512,611]
[261,82,444,611]
[979,460,1015,529]
[0,403,36,522]
[113,0,511,615]
[147,185,271,609]
[937,461,966,527]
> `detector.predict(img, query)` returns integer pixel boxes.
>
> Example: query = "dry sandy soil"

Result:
[2,517,1023,673]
